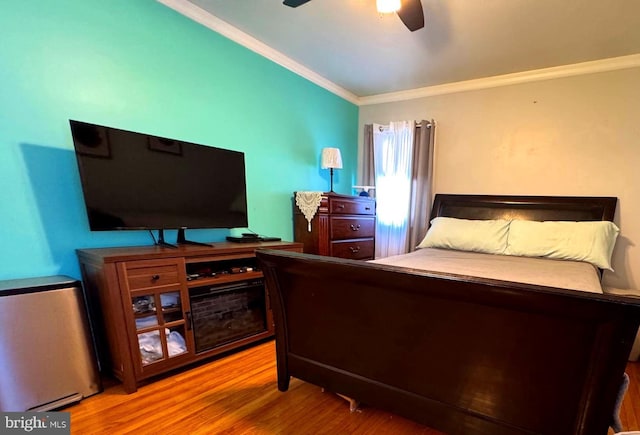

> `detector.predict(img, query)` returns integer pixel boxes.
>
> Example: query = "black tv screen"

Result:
[70,120,248,231]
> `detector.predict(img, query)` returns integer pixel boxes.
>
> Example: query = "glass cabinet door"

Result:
[160,292,188,359]
[132,290,189,368]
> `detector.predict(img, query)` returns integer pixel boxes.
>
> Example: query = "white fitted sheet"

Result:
[370,248,603,294]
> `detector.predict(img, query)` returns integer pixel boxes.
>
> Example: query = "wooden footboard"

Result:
[257,250,640,435]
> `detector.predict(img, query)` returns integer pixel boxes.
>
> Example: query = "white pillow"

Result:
[417,217,511,255]
[505,220,620,270]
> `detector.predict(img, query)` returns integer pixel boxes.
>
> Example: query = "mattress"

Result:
[371,248,603,294]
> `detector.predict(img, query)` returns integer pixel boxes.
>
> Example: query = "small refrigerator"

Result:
[0,275,101,411]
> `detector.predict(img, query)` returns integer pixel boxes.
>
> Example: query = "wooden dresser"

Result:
[293,192,376,260]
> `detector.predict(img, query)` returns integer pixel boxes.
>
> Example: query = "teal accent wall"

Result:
[0,0,358,280]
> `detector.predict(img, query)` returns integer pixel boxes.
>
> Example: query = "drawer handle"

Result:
[336,204,345,209]
[151,274,160,281]
[365,207,371,211]
[350,224,361,231]
[349,246,361,254]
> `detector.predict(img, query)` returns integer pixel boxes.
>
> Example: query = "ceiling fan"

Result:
[282,0,425,32]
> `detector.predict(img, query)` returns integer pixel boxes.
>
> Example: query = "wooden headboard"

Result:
[430,194,617,223]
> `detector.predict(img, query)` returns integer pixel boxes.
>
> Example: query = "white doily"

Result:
[295,191,323,232]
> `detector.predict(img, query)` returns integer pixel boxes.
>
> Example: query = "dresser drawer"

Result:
[330,239,375,260]
[329,197,375,215]
[126,264,180,290]
[330,217,375,240]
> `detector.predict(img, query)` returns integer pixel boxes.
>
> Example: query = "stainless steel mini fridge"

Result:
[0,275,101,411]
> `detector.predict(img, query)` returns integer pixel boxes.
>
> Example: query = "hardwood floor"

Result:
[65,340,639,434]
[618,360,640,432]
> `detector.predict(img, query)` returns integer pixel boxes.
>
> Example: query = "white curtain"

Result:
[373,121,415,258]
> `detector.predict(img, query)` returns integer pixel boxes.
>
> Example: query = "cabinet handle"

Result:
[365,207,371,211]
[151,274,160,281]
[185,311,192,331]
[350,224,361,231]
[349,246,361,254]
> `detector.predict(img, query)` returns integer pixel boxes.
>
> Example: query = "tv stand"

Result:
[155,228,212,248]
[156,229,178,248]
[177,228,212,247]
[76,241,303,393]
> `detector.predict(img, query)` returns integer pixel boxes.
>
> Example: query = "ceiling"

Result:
[163,0,640,101]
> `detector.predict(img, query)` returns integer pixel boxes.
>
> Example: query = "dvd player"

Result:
[226,236,257,243]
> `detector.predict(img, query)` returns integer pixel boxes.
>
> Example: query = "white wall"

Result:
[359,67,640,290]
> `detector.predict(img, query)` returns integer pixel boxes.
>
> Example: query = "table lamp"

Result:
[321,147,343,192]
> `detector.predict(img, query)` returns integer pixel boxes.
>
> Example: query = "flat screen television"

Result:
[70,120,248,246]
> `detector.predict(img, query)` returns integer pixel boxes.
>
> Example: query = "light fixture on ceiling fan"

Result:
[376,0,400,14]
[282,0,425,32]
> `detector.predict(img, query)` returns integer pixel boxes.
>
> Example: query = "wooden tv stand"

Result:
[77,241,302,393]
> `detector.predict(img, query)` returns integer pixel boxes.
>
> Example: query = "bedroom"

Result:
[1,0,639,433]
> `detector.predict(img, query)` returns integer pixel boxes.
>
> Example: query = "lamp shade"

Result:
[321,148,343,169]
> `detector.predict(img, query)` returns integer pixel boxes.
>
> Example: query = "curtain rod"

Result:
[377,121,432,132]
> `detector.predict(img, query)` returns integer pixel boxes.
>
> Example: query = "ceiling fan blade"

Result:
[397,0,425,31]
[283,0,312,7]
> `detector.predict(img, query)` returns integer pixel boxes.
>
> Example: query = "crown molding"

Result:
[359,54,640,105]
[157,0,640,107]
[157,0,360,105]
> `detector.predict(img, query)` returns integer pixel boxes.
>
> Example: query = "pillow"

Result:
[505,220,620,270]
[417,217,511,255]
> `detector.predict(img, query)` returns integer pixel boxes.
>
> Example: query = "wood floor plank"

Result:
[623,362,639,429]
[65,340,639,434]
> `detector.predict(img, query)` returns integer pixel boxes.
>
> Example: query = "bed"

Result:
[256,194,640,435]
